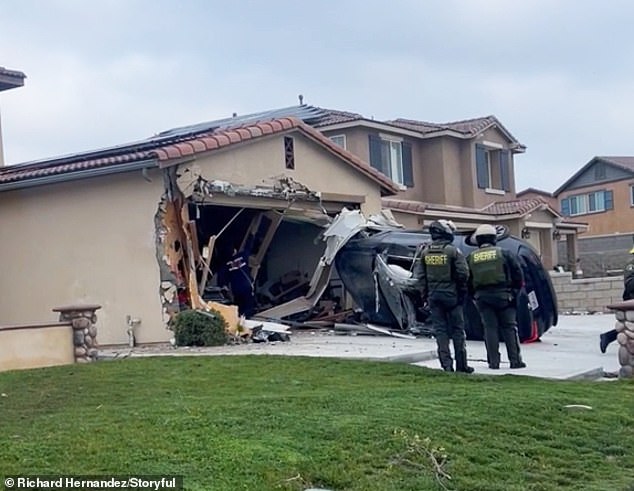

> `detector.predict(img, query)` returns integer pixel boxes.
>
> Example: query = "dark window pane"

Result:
[402,141,414,187]
[604,190,614,210]
[500,150,510,191]
[476,144,489,189]
[561,198,570,216]
[368,134,384,173]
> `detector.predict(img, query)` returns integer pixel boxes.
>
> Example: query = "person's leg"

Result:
[447,304,473,373]
[499,306,525,368]
[477,301,501,369]
[599,329,618,353]
[430,300,453,371]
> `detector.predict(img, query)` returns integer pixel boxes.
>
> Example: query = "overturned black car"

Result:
[335,225,558,342]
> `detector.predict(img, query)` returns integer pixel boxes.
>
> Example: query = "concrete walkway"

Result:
[100,314,621,380]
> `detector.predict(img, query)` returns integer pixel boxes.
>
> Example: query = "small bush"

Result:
[170,309,228,347]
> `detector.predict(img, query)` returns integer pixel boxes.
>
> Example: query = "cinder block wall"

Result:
[550,272,624,313]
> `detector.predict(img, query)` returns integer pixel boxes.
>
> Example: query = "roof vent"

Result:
[298,94,304,105]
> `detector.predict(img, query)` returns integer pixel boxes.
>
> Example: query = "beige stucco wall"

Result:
[0,324,73,371]
[178,132,384,215]
[0,170,167,345]
[408,139,445,203]
[558,179,634,236]
[322,127,370,164]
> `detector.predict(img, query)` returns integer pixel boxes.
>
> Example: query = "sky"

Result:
[1,0,634,193]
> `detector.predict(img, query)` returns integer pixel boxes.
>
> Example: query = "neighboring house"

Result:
[553,156,634,275]
[0,66,26,167]
[517,187,558,210]
[0,115,397,345]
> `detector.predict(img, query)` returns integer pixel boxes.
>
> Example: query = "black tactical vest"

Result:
[468,245,506,288]
[422,243,452,282]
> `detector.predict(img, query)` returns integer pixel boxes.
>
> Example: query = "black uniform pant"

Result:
[475,293,523,367]
[429,298,469,371]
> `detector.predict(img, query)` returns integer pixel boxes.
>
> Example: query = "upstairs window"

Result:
[329,134,347,149]
[561,189,613,216]
[476,143,511,192]
[630,185,634,206]
[368,134,414,187]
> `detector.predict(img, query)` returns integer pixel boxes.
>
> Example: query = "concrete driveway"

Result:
[102,313,621,380]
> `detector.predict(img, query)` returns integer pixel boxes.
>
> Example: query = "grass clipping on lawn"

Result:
[0,356,633,491]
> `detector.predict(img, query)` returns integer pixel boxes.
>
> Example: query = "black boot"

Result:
[600,333,609,353]
[510,361,527,369]
[454,348,473,374]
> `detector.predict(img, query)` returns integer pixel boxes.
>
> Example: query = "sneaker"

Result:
[599,334,609,354]
[510,362,527,369]
[442,366,454,372]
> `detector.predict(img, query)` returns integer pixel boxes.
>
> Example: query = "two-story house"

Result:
[552,156,634,276]
[0,66,26,167]
[295,105,584,270]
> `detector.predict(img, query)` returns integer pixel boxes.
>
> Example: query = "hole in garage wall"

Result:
[189,202,335,316]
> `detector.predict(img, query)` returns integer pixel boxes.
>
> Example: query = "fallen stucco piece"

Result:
[240,318,290,333]
[207,301,240,334]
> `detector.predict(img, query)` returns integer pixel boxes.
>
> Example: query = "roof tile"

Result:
[188,140,208,153]
[0,114,399,194]
[481,197,548,216]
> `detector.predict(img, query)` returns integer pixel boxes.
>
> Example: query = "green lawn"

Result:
[0,356,633,491]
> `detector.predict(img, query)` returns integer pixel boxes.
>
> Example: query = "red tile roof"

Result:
[384,196,561,219]
[0,151,151,185]
[389,116,498,136]
[388,115,525,151]
[481,197,552,216]
[0,117,400,195]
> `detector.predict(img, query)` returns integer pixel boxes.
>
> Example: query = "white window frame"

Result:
[379,134,405,186]
[329,134,347,150]
[631,184,634,207]
[568,194,588,216]
[567,191,611,216]
[479,141,507,193]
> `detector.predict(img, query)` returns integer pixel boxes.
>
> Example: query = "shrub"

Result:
[170,309,228,347]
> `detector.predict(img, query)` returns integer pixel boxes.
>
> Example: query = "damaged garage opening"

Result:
[155,170,356,327]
